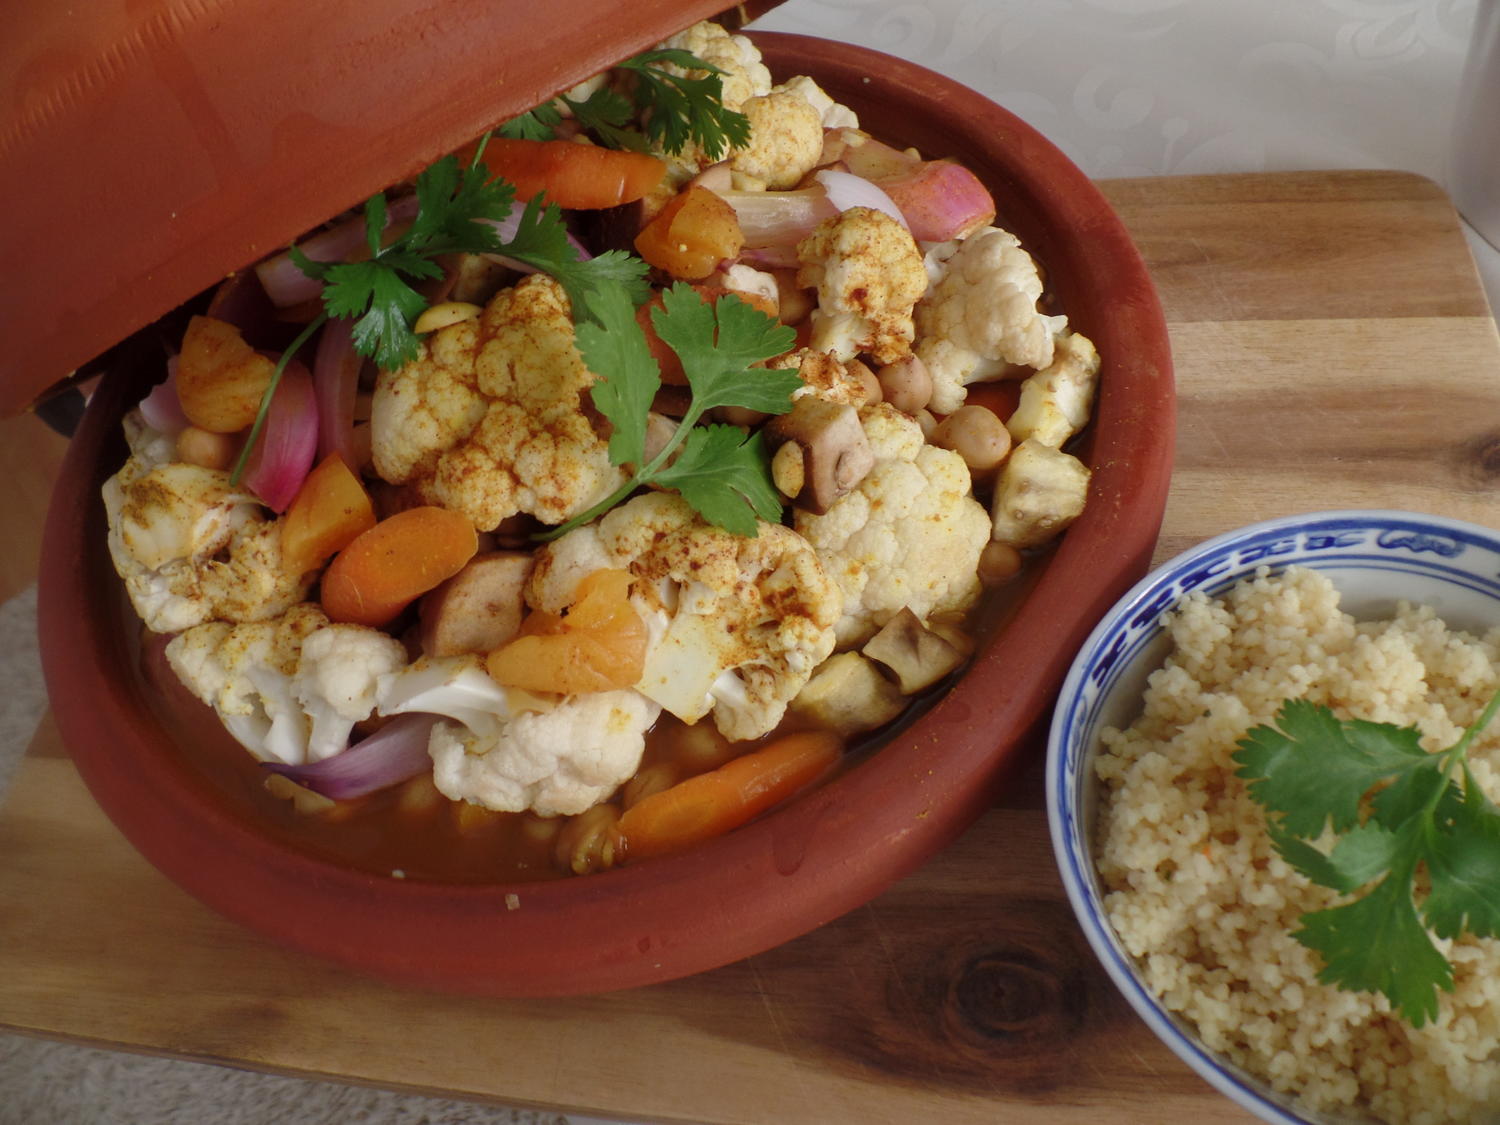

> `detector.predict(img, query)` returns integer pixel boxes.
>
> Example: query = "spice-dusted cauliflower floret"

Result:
[102,423,310,634]
[797,207,928,365]
[369,275,625,530]
[427,689,660,817]
[730,88,825,191]
[915,226,1069,414]
[166,603,408,765]
[528,492,841,742]
[1005,331,1100,448]
[780,347,870,407]
[795,404,990,648]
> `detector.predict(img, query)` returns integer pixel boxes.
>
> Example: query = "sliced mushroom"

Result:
[418,550,535,657]
[790,652,905,735]
[762,397,875,513]
[861,608,966,694]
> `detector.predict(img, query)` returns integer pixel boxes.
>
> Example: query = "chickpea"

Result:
[914,409,939,441]
[931,405,1012,471]
[175,425,237,470]
[979,540,1025,586]
[875,354,932,415]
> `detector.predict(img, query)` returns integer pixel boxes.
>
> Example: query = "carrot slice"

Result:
[615,730,844,862]
[462,137,667,209]
[320,506,478,627]
[633,186,745,280]
[280,453,378,576]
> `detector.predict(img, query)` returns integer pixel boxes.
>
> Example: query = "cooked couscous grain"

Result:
[1095,566,1500,1124]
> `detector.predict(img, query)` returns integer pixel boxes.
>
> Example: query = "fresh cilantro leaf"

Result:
[500,103,564,142]
[502,196,650,324]
[541,284,798,540]
[652,426,784,537]
[1423,770,1500,940]
[622,49,751,160]
[1292,860,1453,1028]
[652,283,801,413]
[335,264,432,371]
[1235,690,1500,1026]
[405,156,514,256]
[1234,700,1430,837]
[574,285,659,468]
[564,86,649,152]
[1268,820,1398,894]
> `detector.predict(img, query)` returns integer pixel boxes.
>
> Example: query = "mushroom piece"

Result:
[790,652,905,735]
[861,607,967,694]
[418,550,535,657]
[762,397,875,513]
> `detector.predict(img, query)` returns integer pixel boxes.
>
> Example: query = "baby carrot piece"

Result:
[320,506,478,627]
[614,730,843,863]
[464,137,667,209]
[280,453,378,576]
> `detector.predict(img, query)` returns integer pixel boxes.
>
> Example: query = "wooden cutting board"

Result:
[3,171,1498,1125]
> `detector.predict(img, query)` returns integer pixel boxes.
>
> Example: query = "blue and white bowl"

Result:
[1046,509,1500,1125]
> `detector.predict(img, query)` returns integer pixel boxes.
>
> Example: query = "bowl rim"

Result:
[1045,507,1500,1125]
[40,31,1176,997]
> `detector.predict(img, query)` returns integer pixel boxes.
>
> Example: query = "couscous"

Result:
[1095,566,1500,1124]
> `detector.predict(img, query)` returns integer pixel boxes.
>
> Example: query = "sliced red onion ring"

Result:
[263,713,439,800]
[243,358,318,513]
[311,318,363,467]
[138,357,189,435]
[813,169,909,230]
[255,195,421,308]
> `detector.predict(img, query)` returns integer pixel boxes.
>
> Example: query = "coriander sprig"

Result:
[291,149,648,371]
[501,48,751,160]
[539,282,802,540]
[1234,689,1500,1026]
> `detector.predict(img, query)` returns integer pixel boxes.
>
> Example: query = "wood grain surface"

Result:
[3,170,1499,1124]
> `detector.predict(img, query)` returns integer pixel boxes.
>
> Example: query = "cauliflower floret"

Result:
[369,275,626,530]
[658,21,772,113]
[795,404,990,648]
[730,88,824,191]
[165,603,408,765]
[797,207,927,365]
[102,437,309,634]
[775,75,858,129]
[427,690,660,817]
[529,493,841,743]
[914,225,1069,414]
[1005,331,1100,448]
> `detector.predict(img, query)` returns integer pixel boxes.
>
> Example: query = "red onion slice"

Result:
[813,169,909,230]
[243,359,319,513]
[263,713,439,800]
[137,357,190,435]
[714,186,837,248]
[311,319,363,467]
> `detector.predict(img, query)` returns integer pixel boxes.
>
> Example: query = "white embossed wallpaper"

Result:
[757,0,1498,307]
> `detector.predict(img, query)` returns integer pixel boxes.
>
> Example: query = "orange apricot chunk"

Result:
[486,569,647,695]
[280,453,378,576]
[176,315,277,433]
[634,186,745,280]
